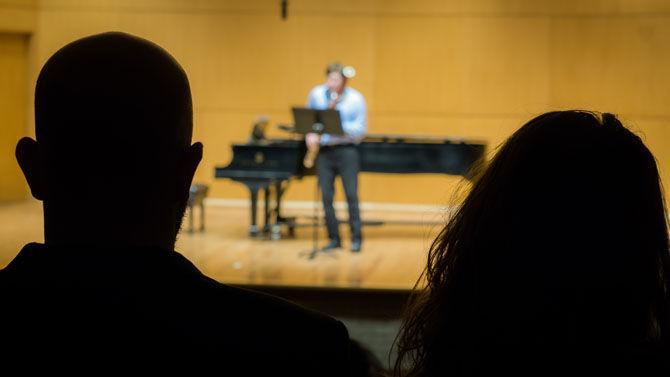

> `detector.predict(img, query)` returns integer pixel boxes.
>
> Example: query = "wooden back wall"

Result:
[0,0,668,205]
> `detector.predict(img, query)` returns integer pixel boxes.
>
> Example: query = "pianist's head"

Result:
[16,32,202,250]
[396,110,670,375]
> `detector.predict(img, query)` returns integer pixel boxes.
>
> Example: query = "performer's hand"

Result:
[306,133,320,148]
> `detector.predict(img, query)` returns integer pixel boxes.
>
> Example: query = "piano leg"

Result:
[199,201,205,232]
[274,180,296,238]
[263,186,271,235]
[268,181,280,240]
[249,187,259,237]
[275,181,284,220]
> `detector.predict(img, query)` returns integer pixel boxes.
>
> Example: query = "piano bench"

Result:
[275,216,297,239]
[187,183,209,233]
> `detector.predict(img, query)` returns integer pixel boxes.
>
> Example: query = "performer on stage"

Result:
[306,62,367,252]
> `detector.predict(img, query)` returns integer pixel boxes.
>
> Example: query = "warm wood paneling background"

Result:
[0,32,28,201]
[0,0,668,205]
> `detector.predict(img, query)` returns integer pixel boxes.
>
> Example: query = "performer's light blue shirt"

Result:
[306,84,367,145]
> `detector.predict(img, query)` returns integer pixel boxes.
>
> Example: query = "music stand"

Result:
[292,107,344,259]
[292,107,344,136]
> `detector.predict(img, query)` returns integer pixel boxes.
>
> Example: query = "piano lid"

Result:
[364,133,486,145]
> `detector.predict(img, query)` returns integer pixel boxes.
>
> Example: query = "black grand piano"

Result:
[215,131,486,239]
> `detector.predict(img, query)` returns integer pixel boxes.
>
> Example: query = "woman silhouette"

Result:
[395,111,669,376]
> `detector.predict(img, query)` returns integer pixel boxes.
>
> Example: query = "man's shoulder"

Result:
[190,275,343,329]
[0,243,48,280]
[1,245,351,375]
[309,84,327,97]
[1,243,342,334]
[345,87,365,102]
[181,276,351,372]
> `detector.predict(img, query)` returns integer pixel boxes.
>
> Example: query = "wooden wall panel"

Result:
[373,16,552,117]
[551,17,670,116]
[0,3,36,34]
[0,33,28,202]
[1,0,666,205]
[550,16,670,194]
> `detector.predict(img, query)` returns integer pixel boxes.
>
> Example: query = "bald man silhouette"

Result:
[1,32,350,375]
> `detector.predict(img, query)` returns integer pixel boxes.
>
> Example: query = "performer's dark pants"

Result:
[316,145,362,243]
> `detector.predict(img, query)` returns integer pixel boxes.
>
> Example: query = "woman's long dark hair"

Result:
[395,111,670,376]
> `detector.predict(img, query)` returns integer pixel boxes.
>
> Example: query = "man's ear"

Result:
[15,137,46,201]
[176,142,203,202]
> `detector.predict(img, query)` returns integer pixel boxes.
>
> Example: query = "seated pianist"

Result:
[248,116,269,144]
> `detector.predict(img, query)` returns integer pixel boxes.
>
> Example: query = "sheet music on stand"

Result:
[291,107,345,136]
[292,107,343,259]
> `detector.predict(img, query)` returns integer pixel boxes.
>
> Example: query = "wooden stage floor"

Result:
[0,200,443,291]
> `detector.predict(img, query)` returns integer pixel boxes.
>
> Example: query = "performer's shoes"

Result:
[321,239,342,252]
[350,240,362,253]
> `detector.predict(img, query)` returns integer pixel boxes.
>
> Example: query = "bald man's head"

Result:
[19,32,202,248]
[33,32,195,198]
